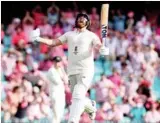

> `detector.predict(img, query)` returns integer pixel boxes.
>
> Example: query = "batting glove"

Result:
[99,46,109,56]
[30,28,40,42]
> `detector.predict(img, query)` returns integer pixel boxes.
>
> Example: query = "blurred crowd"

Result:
[1,2,160,123]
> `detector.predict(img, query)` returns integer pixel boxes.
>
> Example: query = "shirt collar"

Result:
[74,28,87,33]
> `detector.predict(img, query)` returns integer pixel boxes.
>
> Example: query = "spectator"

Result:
[148,44,159,64]
[23,11,34,42]
[89,7,100,33]
[95,106,107,122]
[156,14,160,35]
[120,62,133,82]
[145,101,160,123]
[136,16,152,45]
[79,113,91,123]
[106,103,124,122]
[128,44,145,77]
[60,10,74,33]
[39,55,52,71]
[14,57,28,74]
[94,75,114,105]
[1,48,17,78]
[119,98,131,116]
[151,59,160,100]
[22,77,33,95]
[1,24,4,40]
[113,9,126,32]
[3,29,12,52]
[107,31,120,60]
[12,25,27,48]
[38,16,53,37]
[130,97,146,123]
[52,22,63,38]
[127,74,139,99]
[24,62,49,86]
[32,5,45,27]
[27,86,45,121]
[108,10,115,29]
[13,96,29,123]
[126,11,135,31]
[38,84,51,119]
[108,69,122,89]
[2,86,24,121]
[25,44,35,71]
[6,18,21,37]
[89,7,99,21]
[136,16,147,35]
[47,3,59,26]
[143,23,152,45]
[115,33,129,57]
[143,62,157,83]
[65,8,75,27]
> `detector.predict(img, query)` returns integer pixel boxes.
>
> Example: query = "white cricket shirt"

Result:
[58,29,101,76]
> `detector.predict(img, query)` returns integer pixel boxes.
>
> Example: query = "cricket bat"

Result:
[101,4,109,47]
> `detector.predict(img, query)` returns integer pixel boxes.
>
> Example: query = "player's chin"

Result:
[77,23,85,28]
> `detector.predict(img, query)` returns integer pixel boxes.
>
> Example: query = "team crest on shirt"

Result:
[73,46,78,55]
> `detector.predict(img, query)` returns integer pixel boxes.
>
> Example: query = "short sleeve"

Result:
[58,32,68,44]
[92,33,101,47]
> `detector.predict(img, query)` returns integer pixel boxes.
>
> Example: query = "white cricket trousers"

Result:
[50,90,65,123]
[68,71,94,123]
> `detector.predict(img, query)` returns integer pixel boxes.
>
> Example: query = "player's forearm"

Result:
[95,43,102,50]
[38,37,62,47]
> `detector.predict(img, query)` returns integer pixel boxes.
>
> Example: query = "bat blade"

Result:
[101,4,109,46]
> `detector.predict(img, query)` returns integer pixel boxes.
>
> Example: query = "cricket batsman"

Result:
[30,13,109,123]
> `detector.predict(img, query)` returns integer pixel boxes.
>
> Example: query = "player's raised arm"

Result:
[92,33,109,56]
[30,28,63,47]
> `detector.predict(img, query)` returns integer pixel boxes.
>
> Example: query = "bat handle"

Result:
[102,38,107,47]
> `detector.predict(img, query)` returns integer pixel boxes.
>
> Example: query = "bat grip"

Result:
[102,38,107,47]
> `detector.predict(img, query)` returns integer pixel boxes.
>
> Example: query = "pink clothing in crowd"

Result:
[1,30,4,40]
[156,27,160,35]
[50,45,65,57]
[39,43,49,54]
[39,60,52,71]
[12,32,27,46]
[52,24,63,37]
[2,54,17,77]
[108,73,122,95]
[15,62,28,74]
[95,80,109,103]
[108,73,121,87]
[38,24,53,37]
[32,12,44,27]
[79,113,91,123]
[23,24,34,42]
[27,103,44,120]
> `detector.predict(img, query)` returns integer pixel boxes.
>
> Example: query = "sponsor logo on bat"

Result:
[101,25,108,38]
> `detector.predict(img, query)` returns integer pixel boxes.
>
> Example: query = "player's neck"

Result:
[77,27,87,32]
